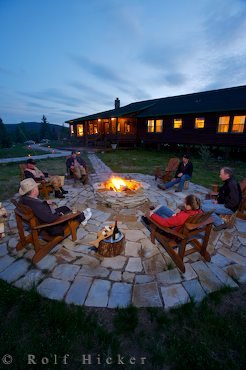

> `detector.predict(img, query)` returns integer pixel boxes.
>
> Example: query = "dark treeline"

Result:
[0,115,69,148]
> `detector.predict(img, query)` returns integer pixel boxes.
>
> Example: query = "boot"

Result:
[55,190,65,199]
[60,187,68,194]
[81,175,87,185]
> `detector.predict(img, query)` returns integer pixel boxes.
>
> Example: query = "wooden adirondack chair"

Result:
[19,163,53,199]
[147,212,213,273]
[12,199,81,264]
[154,157,180,182]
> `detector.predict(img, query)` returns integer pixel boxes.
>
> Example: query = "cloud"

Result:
[71,55,125,85]
[19,88,81,107]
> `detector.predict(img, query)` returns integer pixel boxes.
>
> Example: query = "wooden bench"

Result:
[12,199,81,264]
[146,212,213,273]
[19,163,53,199]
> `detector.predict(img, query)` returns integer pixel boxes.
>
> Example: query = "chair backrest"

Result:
[19,163,27,181]
[240,178,246,195]
[165,157,180,172]
[179,211,213,234]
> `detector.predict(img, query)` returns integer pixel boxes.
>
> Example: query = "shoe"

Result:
[55,191,65,199]
[60,187,68,194]
[213,223,227,231]
[81,208,92,226]
[175,189,181,192]
[158,184,166,190]
[141,215,150,225]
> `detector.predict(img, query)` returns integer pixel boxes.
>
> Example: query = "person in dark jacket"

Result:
[158,154,193,192]
[66,151,88,184]
[202,167,242,231]
[19,178,92,236]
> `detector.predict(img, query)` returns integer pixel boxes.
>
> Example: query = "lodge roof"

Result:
[66,85,246,123]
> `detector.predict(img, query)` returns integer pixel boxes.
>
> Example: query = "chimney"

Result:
[115,97,120,109]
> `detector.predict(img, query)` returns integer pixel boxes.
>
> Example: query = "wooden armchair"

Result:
[154,157,180,182]
[12,199,81,264]
[147,212,213,273]
[19,163,53,199]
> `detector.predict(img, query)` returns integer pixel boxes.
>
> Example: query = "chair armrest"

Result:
[185,217,214,231]
[33,211,81,230]
[147,217,185,239]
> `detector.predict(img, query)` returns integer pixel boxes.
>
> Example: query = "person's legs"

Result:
[73,166,82,179]
[177,174,191,191]
[154,205,175,218]
[163,178,180,189]
[201,200,233,226]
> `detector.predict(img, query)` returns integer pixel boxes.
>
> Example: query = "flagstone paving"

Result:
[0,153,245,309]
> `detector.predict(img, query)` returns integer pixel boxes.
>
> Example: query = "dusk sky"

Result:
[1,0,246,125]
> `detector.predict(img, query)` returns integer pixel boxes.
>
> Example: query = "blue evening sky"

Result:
[1,0,246,125]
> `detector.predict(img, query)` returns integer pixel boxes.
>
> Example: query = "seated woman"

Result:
[143,194,202,231]
[19,178,92,236]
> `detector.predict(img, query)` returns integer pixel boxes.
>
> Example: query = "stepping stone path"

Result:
[0,153,245,309]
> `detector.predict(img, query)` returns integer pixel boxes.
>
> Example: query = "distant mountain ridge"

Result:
[5,121,69,141]
[5,122,63,132]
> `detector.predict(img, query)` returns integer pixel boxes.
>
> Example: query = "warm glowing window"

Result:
[232,115,245,133]
[93,123,98,134]
[195,118,205,128]
[111,120,117,134]
[70,125,74,135]
[124,123,131,133]
[174,118,182,129]
[105,121,110,134]
[89,123,94,135]
[147,120,155,133]
[218,116,230,133]
[156,120,163,133]
[77,124,83,136]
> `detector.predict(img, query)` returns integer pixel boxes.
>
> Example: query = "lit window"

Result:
[232,115,245,133]
[124,123,131,133]
[93,123,98,134]
[89,123,93,135]
[174,118,182,129]
[218,116,230,133]
[105,121,110,134]
[77,124,83,136]
[156,119,163,133]
[195,118,205,129]
[147,120,155,133]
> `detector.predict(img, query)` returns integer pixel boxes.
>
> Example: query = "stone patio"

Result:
[0,153,245,309]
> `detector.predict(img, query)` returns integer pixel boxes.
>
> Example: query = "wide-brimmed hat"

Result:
[19,178,39,196]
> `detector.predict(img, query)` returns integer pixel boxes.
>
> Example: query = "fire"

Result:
[103,176,141,192]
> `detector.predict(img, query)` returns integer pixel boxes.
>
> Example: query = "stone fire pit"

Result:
[93,176,150,209]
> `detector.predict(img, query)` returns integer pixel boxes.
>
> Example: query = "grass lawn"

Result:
[0,280,245,369]
[0,144,46,159]
[97,149,246,188]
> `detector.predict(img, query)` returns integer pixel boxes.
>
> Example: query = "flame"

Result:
[103,176,141,192]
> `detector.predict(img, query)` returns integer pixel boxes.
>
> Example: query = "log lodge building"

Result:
[66,85,246,151]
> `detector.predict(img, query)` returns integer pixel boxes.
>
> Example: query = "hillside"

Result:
[5,121,69,141]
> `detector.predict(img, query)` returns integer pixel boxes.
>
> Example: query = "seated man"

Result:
[66,151,88,184]
[24,158,68,199]
[158,154,193,192]
[201,167,242,231]
[19,178,92,236]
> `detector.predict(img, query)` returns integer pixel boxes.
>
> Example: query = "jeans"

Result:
[164,175,191,191]
[201,200,233,226]
[154,205,174,218]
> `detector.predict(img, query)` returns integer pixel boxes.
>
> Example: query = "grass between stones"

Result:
[0,280,245,369]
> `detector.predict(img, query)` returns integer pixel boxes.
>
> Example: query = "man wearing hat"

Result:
[66,151,88,184]
[19,178,92,236]
[158,154,193,192]
[24,158,68,199]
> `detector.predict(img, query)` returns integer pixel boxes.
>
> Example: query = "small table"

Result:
[98,231,124,257]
